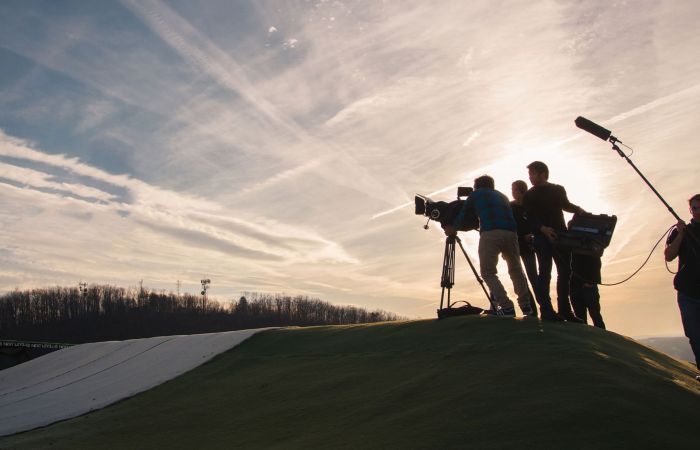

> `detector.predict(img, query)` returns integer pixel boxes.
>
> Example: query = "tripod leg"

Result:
[440,237,456,310]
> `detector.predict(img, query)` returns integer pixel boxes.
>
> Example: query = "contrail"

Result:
[371,177,474,220]
[121,0,400,202]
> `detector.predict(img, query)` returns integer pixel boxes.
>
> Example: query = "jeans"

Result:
[520,251,539,315]
[677,291,700,364]
[571,285,605,329]
[478,229,533,313]
[533,234,574,315]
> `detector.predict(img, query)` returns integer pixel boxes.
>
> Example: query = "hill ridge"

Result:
[2,317,699,449]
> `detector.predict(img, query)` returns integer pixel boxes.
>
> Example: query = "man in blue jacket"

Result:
[443,175,534,317]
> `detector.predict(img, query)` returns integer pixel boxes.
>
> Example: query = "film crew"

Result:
[523,161,586,322]
[570,253,605,329]
[510,180,539,317]
[443,175,535,317]
[664,194,700,372]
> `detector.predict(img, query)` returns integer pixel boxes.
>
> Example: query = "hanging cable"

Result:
[597,225,676,286]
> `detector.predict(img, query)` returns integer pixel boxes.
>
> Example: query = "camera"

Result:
[414,187,479,231]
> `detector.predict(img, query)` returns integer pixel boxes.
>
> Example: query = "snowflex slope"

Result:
[2,318,700,449]
[0,328,270,436]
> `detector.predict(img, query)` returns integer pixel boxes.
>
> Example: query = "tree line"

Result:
[0,285,403,344]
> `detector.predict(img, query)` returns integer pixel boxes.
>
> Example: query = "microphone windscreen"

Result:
[575,116,612,141]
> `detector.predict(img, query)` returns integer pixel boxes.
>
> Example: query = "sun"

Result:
[474,145,614,216]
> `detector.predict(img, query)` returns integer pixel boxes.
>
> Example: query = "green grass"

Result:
[3,317,699,449]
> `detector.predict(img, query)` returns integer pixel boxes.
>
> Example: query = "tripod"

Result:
[439,235,494,311]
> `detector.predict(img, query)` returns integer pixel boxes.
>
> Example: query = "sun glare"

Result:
[480,147,614,216]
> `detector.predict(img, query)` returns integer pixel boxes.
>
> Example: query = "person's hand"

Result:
[443,224,457,237]
[525,234,534,243]
[676,219,687,235]
[540,226,557,242]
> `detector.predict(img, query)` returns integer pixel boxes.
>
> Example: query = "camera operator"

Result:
[523,161,586,322]
[443,175,534,317]
[664,194,700,372]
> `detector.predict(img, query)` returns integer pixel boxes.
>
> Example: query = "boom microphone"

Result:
[575,116,615,142]
[575,115,696,233]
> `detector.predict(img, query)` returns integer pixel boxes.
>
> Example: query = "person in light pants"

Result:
[444,175,534,317]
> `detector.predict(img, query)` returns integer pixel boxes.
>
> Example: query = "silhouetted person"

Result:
[665,194,700,371]
[570,253,605,329]
[444,175,534,317]
[523,161,586,322]
[510,180,538,316]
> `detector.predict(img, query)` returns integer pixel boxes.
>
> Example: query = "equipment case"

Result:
[554,213,617,257]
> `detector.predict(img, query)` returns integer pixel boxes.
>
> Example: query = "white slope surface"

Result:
[0,329,271,436]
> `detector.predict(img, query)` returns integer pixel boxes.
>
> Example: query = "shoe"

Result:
[540,310,565,322]
[520,305,534,317]
[483,306,516,317]
[560,312,584,323]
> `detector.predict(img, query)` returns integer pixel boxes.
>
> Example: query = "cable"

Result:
[665,253,678,275]
[620,142,634,157]
[597,225,676,286]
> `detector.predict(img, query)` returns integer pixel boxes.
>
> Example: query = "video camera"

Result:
[414,187,479,231]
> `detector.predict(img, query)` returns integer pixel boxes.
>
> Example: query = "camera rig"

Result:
[415,187,494,318]
[414,186,478,231]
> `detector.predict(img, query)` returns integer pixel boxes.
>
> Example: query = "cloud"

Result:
[135,219,282,261]
[0,162,116,203]
[121,0,410,202]
[0,129,355,268]
[2,0,700,336]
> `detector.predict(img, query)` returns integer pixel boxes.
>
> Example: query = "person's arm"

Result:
[560,185,586,215]
[665,221,686,261]
[539,226,557,241]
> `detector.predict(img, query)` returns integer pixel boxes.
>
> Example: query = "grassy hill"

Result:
[2,316,699,449]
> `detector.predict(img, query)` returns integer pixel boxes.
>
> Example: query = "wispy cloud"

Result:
[0,131,355,271]
[2,1,700,336]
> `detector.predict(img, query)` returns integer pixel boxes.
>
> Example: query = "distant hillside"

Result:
[3,317,699,449]
[638,336,695,363]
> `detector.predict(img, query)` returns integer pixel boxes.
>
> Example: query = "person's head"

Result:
[527,161,549,186]
[689,194,700,222]
[474,175,494,190]
[511,180,528,202]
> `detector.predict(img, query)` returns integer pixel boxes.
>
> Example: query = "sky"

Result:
[1,0,699,338]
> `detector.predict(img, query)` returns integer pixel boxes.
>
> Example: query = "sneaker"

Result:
[520,305,534,317]
[483,306,516,317]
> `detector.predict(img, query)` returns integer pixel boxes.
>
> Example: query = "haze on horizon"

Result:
[1,0,699,337]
